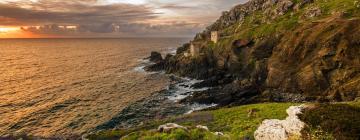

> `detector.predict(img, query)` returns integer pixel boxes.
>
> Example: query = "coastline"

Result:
[94,57,217,132]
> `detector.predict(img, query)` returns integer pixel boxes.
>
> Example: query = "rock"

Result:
[304,7,322,18]
[176,43,190,54]
[158,123,187,133]
[261,89,308,102]
[148,51,163,63]
[282,105,307,136]
[214,132,224,136]
[254,119,288,140]
[164,54,173,60]
[233,39,253,48]
[254,105,308,140]
[144,61,165,71]
[293,0,313,10]
[196,125,209,131]
[274,0,294,16]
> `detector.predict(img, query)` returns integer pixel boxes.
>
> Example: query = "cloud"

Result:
[0,0,249,37]
[0,1,157,26]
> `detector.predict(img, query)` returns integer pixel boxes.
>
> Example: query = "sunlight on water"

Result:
[0,38,188,137]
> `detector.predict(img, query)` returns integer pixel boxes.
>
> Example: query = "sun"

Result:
[0,27,20,33]
[0,26,37,38]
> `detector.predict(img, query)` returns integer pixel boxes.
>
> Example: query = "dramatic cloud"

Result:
[0,0,248,37]
[0,1,157,25]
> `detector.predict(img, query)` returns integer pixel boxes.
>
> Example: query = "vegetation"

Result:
[215,0,360,51]
[87,103,297,140]
[87,101,360,140]
[300,101,360,140]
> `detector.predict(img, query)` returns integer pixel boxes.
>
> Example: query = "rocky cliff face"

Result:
[148,0,360,105]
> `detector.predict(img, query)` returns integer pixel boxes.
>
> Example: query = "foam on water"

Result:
[186,103,218,114]
[132,47,217,115]
[133,58,161,74]
[167,77,209,101]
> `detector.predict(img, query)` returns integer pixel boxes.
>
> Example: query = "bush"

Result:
[300,103,360,140]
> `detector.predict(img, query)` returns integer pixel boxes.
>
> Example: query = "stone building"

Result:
[190,42,200,57]
[211,31,219,43]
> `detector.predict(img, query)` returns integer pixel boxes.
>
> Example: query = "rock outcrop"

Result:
[148,51,163,63]
[254,105,308,140]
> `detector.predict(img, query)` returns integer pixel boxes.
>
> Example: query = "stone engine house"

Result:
[211,31,219,43]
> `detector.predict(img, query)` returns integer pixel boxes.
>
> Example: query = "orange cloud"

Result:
[0,26,51,38]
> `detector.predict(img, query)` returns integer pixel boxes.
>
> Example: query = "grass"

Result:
[87,103,298,140]
[211,0,360,52]
[314,0,360,17]
[207,103,297,139]
[121,128,223,140]
[87,101,360,140]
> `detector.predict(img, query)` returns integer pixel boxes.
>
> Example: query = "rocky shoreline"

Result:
[94,58,216,131]
[143,51,312,109]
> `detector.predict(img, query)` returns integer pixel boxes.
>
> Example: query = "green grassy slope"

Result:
[87,103,297,140]
[88,101,360,140]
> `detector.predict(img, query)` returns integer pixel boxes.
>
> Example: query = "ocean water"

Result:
[0,38,189,137]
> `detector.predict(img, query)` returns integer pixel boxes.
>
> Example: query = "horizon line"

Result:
[0,36,193,39]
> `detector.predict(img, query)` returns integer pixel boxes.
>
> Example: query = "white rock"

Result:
[254,105,308,140]
[214,132,224,136]
[158,123,187,132]
[254,119,288,140]
[196,125,209,131]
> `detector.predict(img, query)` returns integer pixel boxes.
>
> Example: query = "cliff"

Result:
[149,0,360,104]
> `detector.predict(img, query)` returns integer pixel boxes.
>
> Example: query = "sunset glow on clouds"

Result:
[0,0,247,38]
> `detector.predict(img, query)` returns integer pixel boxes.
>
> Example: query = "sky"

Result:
[0,0,247,38]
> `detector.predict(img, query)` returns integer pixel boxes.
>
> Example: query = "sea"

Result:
[0,38,190,137]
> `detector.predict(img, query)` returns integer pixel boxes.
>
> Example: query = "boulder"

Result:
[158,123,187,133]
[214,132,224,136]
[196,125,209,131]
[254,119,288,140]
[254,105,308,140]
[148,51,163,63]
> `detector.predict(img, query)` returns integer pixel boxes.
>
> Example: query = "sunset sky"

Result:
[0,0,247,38]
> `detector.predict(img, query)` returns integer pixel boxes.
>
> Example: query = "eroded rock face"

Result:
[254,105,308,140]
[266,18,360,100]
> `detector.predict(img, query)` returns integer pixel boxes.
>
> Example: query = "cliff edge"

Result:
[148,0,360,105]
